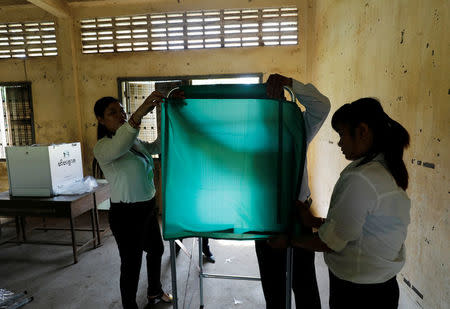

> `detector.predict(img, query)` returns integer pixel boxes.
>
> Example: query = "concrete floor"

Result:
[0,212,420,309]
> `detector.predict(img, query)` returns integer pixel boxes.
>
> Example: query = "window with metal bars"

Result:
[81,7,298,54]
[0,83,35,159]
[0,21,57,59]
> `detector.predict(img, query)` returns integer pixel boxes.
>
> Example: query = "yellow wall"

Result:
[306,0,449,308]
[0,0,448,307]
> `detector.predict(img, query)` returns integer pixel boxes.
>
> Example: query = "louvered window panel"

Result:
[81,7,298,54]
[0,21,57,59]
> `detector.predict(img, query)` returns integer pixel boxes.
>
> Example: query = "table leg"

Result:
[90,209,96,248]
[69,215,78,264]
[93,196,101,246]
[15,216,21,241]
[20,217,27,242]
[199,237,204,308]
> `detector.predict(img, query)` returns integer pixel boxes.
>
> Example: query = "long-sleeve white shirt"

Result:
[318,154,411,283]
[94,122,160,203]
[291,79,331,202]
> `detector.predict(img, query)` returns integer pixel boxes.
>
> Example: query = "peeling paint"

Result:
[417,160,422,165]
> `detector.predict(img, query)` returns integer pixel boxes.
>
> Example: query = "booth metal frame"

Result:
[165,87,297,309]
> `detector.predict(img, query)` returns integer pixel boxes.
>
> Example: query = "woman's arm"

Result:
[94,123,139,164]
[128,91,165,128]
[297,200,326,229]
[291,79,331,143]
[265,74,331,143]
[139,89,185,155]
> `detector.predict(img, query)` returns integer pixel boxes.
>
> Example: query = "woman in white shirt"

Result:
[291,98,411,308]
[93,91,181,308]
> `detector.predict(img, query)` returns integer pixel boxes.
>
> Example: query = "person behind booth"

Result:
[285,98,411,308]
[93,90,183,308]
[256,73,331,308]
[176,237,215,263]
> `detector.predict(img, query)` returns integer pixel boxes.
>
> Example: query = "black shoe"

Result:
[147,291,173,304]
[203,253,216,263]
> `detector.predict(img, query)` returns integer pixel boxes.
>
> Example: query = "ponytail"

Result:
[332,98,410,190]
[383,116,410,190]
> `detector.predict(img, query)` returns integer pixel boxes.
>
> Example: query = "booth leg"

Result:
[285,247,293,309]
[198,237,204,308]
[170,240,178,309]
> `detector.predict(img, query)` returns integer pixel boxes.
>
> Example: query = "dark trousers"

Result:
[329,270,399,309]
[255,240,321,309]
[109,198,164,309]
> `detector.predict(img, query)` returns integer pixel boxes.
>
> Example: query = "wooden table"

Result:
[0,183,110,264]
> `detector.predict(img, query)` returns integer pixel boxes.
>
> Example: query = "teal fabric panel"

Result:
[162,84,306,240]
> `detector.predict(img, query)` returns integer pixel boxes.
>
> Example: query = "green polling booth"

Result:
[162,84,306,240]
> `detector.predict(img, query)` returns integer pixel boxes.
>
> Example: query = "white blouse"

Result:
[94,122,160,203]
[318,154,411,283]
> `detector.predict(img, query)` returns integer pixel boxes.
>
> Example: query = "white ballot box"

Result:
[6,142,83,196]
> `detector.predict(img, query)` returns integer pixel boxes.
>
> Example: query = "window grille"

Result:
[0,83,35,159]
[0,21,57,59]
[81,7,298,54]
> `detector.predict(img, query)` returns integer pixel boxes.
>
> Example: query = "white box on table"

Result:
[5,142,83,196]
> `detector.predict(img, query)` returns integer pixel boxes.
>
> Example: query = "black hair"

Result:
[331,97,410,190]
[94,96,119,140]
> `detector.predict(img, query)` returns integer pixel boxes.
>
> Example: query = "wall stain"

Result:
[403,277,411,287]
[328,141,334,144]
[424,237,430,244]
[434,9,440,22]
[411,159,416,164]
[412,285,424,299]
[426,42,429,48]
[432,50,434,56]
[423,162,435,169]
[400,29,405,44]
[417,160,422,165]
